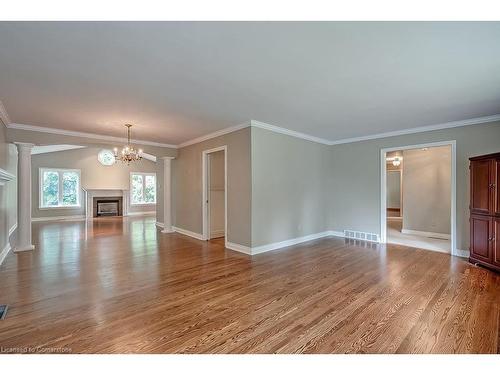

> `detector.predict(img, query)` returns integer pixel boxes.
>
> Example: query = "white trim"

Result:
[7,122,178,149]
[130,172,157,205]
[32,215,86,222]
[251,231,333,255]
[380,140,457,256]
[202,146,227,245]
[32,145,86,155]
[225,242,252,255]
[226,231,345,256]
[7,113,500,152]
[400,229,451,240]
[8,223,17,238]
[0,100,11,126]
[39,167,81,209]
[0,242,11,267]
[210,230,225,238]
[172,226,205,241]
[155,221,164,228]
[455,249,470,258]
[0,168,15,186]
[329,114,500,145]
[178,121,250,148]
[126,211,156,216]
[251,120,331,145]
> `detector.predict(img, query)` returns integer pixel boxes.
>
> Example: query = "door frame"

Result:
[202,145,227,242]
[380,140,457,255]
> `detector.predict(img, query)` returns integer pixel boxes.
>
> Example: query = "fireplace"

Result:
[93,196,123,217]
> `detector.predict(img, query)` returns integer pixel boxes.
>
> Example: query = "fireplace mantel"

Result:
[83,189,130,218]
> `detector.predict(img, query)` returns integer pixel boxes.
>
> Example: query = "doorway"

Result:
[202,146,227,241]
[380,141,456,255]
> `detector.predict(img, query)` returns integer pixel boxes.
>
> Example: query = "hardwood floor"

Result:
[0,216,499,353]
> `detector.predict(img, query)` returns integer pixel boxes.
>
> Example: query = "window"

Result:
[130,172,156,205]
[39,168,81,208]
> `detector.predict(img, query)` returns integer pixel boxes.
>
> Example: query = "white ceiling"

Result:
[1,21,500,145]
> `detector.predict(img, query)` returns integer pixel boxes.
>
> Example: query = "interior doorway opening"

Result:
[202,146,227,242]
[381,141,456,255]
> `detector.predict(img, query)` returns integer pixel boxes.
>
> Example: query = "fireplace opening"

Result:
[93,197,123,217]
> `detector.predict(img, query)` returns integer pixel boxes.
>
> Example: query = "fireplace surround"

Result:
[93,196,123,217]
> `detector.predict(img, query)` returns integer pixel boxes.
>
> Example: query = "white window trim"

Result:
[39,167,81,209]
[130,172,157,205]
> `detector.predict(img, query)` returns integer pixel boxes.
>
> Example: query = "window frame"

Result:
[39,167,82,209]
[130,172,157,205]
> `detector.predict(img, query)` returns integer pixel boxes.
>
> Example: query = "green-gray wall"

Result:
[172,127,251,246]
[251,127,330,247]
[330,121,500,251]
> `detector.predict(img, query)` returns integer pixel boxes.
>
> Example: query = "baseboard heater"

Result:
[343,230,380,243]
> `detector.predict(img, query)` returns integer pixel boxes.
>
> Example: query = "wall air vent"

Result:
[343,230,380,243]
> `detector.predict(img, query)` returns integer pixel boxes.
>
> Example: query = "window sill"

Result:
[39,205,81,210]
[130,202,156,206]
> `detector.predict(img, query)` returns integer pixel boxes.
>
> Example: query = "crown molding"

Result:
[0,167,15,186]
[251,120,332,145]
[0,100,11,127]
[7,123,178,149]
[178,121,251,148]
[328,114,500,145]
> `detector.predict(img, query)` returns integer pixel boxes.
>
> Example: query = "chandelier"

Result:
[114,124,143,165]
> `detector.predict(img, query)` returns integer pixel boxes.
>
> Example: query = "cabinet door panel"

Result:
[495,160,500,215]
[470,160,493,215]
[470,215,491,262]
[493,218,500,267]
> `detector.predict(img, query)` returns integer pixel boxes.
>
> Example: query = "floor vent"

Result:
[343,230,380,243]
[0,304,8,320]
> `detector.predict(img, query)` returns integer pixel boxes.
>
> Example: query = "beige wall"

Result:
[402,146,451,235]
[0,121,17,255]
[330,121,500,251]
[31,147,157,219]
[386,170,401,209]
[251,127,330,247]
[172,127,251,246]
[209,150,225,237]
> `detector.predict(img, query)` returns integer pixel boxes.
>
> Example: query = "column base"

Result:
[14,244,35,252]
[161,228,174,234]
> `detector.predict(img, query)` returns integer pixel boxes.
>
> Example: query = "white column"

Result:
[161,156,175,233]
[15,142,35,252]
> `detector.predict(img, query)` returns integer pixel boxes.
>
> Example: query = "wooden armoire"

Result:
[469,152,500,272]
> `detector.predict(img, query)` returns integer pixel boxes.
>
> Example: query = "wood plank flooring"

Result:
[0,216,499,353]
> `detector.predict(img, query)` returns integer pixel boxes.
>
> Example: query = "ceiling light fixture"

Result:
[114,124,143,165]
[392,157,401,167]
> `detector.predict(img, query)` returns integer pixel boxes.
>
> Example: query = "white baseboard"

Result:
[455,249,470,258]
[210,230,225,238]
[127,211,156,216]
[155,221,164,228]
[225,241,252,255]
[32,215,86,222]
[9,223,17,237]
[172,226,204,241]
[0,242,11,267]
[401,229,451,240]
[251,231,333,255]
